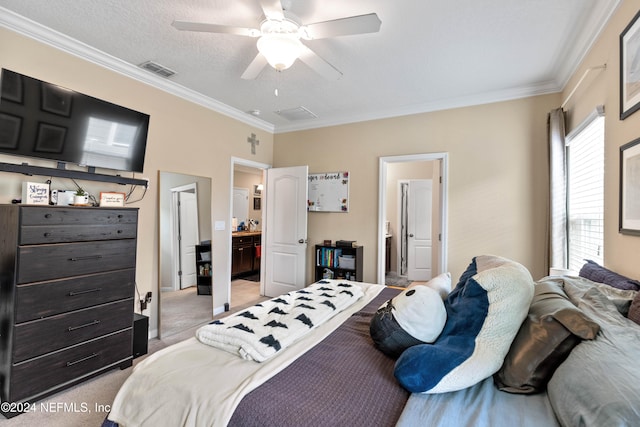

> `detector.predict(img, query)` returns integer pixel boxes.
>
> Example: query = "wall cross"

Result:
[247,133,260,154]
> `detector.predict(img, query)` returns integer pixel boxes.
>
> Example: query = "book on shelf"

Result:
[316,247,343,268]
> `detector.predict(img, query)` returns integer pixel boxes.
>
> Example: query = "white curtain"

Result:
[548,108,567,270]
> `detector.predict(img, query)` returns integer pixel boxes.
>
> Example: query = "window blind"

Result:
[566,115,604,272]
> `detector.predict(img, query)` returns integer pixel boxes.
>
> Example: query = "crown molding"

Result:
[552,0,621,89]
[0,7,275,133]
[273,79,561,133]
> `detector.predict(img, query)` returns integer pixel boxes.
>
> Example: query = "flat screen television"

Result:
[0,69,149,173]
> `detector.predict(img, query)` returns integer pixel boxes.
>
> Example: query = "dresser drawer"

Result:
[19,223,138,244]
[233,236,254,247]
[10,330,132,402]
[15,269,135,323]
[13,299,133,362]
[20,207,137,244]
[17,239,136,284]
[20,207,137,226]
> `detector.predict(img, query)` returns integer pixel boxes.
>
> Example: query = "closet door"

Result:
[407,179,432,281]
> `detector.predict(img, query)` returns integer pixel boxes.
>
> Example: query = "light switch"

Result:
[215,220,225,231]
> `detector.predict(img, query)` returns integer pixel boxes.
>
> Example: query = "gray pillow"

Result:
[628,293,640,326]
[494,279,600,394]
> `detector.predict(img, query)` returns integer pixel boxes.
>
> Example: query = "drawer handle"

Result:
[68,288,102,296]
[69,255,103,262]
[66,353,98,367]
[67,320,101,331]
[45,213,52,218]
[44,232,52,237]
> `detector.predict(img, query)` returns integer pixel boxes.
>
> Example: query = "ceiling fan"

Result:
[171,0,381,80]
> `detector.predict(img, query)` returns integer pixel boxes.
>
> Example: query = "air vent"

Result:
[139,61,176,78]
[276,106,317,121]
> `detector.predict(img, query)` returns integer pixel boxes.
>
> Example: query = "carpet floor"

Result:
[385,271,412,287]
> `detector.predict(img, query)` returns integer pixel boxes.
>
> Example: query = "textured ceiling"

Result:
[0,0,620,133]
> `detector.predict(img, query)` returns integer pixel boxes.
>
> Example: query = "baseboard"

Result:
[213,305,226,316]
[148,328,158,339]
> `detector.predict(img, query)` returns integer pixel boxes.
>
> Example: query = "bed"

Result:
[105,281,404,426]
[103,256,640,427]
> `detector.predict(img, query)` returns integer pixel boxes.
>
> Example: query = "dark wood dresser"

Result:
[0,205,138,412]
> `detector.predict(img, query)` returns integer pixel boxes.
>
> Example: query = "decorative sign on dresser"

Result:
[0,205,138,417]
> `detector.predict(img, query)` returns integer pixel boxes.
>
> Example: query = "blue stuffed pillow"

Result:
[394,255,534,393]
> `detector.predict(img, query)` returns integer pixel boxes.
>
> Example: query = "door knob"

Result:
[298,239,305,244]
[409,234,414,237]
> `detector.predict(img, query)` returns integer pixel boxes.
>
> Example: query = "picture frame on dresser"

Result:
[620,9,640,120]
[620,137,640,235]
[100,191,126,207]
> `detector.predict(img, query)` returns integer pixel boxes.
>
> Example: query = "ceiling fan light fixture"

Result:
[256,18,303,71]
[257,34,303,70]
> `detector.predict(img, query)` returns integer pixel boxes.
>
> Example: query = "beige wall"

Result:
[0,28,274,337]
[274,93,559,284]
[561,0,640,281]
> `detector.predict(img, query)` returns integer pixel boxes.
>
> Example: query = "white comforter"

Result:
[107,281,384,427]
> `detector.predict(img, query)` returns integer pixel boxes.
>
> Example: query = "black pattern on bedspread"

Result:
[228,287,407,427]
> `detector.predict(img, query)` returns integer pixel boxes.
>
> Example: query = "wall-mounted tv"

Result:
[0,69,149,173]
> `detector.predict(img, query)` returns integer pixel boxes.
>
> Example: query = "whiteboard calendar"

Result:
[308,171,349,212]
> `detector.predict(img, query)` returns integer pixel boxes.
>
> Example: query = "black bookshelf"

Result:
[314,244,363,282]
[195,243,212,295]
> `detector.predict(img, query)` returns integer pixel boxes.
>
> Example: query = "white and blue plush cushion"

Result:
[394,255,534,393]
[370,285,447,358]
[408,272,452,300]
[393,286,447,343]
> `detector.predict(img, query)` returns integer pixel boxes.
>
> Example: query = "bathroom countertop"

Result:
[232,230,262,237]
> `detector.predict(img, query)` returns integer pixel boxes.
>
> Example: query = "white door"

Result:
[179,191,199,289]
[263,165,308,297]
[232,188,249,227]
[407,179,432,281]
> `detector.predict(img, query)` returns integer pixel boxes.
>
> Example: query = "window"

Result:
[565,113,604,272]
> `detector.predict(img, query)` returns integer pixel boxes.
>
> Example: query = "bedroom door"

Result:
[407,179,432,281]
[178,191,199,289]
[263,165,309,297]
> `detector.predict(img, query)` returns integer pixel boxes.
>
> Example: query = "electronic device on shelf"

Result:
[0,68,150,174]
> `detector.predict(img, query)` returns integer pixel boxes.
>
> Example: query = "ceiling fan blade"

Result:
[298,44,342,80]
[301,13,381,40]
[172,20,259,37]
[257,0,284,20]
[241,53,269,79]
